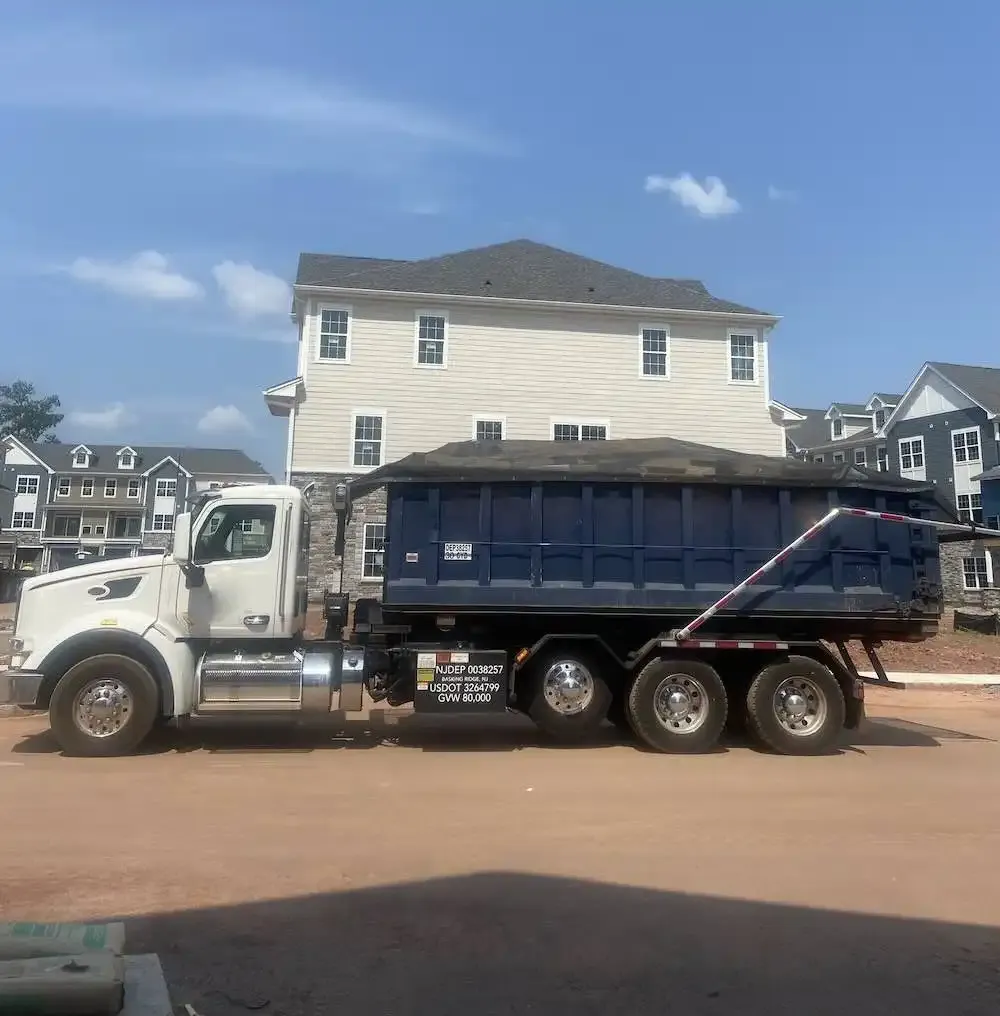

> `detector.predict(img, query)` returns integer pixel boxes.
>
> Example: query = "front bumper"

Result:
[0,671,45,708]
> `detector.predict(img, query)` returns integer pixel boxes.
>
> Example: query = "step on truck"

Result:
[1,437,986,757]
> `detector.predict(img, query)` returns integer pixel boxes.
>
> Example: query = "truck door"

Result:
[179,498,283,639]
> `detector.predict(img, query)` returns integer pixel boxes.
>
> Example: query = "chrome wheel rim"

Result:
[773,676,827,736]
[542,661,595,716]
[653,674,709,733]
[72,678,133,739]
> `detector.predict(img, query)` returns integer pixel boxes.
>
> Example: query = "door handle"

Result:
[243,614,270,627]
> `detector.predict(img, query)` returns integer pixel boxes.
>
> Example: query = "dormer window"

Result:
[71,444,92,468]
[116,447,137,470]
[832,418,843,439]
[874,408,886,430]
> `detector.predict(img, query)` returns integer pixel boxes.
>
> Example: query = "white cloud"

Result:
[0,24,511,157]
[197,405,254,435]
[404,201,444,217]
[67,403,131,430]
[644,173,740,218]
[767,184,798,202]
[212,261,291,318]
[68,250,203,301]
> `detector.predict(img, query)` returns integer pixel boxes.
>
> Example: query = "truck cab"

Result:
[3,484,365,756]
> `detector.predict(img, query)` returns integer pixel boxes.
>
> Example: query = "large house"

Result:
[782,362,1000,607]
[0,439,270,584]
[264,238,784,597]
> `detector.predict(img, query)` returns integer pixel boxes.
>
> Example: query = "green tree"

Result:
[0,380,63,443]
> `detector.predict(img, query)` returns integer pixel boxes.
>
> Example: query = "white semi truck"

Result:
[1,440,987,758]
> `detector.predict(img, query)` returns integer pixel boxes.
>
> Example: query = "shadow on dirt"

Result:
[111,872,1000,1016]
[9,709,992,757]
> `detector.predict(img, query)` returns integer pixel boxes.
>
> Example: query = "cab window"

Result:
[194,504,276,563]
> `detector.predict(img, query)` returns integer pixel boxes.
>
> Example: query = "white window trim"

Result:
[831,417,844,440]
[962,555,991,591]
[854,448,867,465]
[80,477,94,498]
[951,426,982,465]
[104,479,118,498]
[876,445,888,471]
[359,520,387,584]
[727,328,759,386]
[11,511,36,530]
[638,323,671,380]
[150,513,175,533]
[549,418,612,441]
[413,310,449,370]
[55,477,71,498]
[14,474,39,495]
[472,415,507,440]
[155,479,177,498]
[314,303,353,364]
[349,408,388,471]
[813,454,824,463]
[72,453,90,468]
[898,435,926,475]
[127,479,141,499]
[832,452,845,463]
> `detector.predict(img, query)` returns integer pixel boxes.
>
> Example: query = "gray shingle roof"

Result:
[296,239,773,316]
[804,427,877,453]
[784,409,832,451]
[829,402,869,416]
[929,363,1000,414]
[21,442,270,476]
[871,392,902,404]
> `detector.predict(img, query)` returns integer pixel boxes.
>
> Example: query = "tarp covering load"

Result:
[350,437,938,496]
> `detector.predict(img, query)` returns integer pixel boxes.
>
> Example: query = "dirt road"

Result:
[2,689,1000,1014]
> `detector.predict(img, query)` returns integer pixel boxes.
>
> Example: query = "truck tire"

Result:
[49,654,160,758]
[745,656,845,755]
[627,657,727,753]
[526,649,612,742]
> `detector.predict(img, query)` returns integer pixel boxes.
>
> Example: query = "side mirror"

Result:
[172,513,192,564]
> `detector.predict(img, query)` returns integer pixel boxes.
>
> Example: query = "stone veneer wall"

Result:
[291,472,388,601]
[939,539,1000,608]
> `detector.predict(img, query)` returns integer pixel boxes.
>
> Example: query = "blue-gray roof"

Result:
[18,442,270,476]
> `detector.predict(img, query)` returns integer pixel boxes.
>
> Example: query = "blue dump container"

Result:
[351,438,944,628]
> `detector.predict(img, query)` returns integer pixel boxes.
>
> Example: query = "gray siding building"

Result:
[0,439,271,589]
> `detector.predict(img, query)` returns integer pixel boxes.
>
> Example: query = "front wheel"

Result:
[49,654,160,758]
[745,656,845,755]
[525,649,613,742]
[627,657,728,753]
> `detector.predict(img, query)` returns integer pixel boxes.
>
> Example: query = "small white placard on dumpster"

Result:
[443,542,473,561]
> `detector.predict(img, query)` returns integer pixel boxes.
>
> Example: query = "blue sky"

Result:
[1,0,997,476]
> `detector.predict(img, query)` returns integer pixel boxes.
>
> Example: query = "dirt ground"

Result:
[2,687,1000,1015]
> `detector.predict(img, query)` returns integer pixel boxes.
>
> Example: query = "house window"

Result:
[14,475,38,495]
[874,408,886,430]
[113,516,141,539]
[832,418,844,438]
[318,308,350,361]
[81,478,94,498]
[641,327,669,377]
[362,522,386,580]
[729,332,756,382]
[854,448,867,466]
[104,479,117,498]
[899,437,925,472]
[152,514,174,532]
[155,479,177,498]
[118,451,135,469]
[877,446,888,471]
[813,455,824,463]
[81,524,92,536]
[56,477,71,497]
[127,479,141,499]
[475,419,505,440]
[553,422,608,441]
[72,449,89,468]
[957,493,984,524]
[11,511,34,529]
[52,515,81,538]
[952,428,981,464]
[962,556,990,590]
[416,314,447,367]
[833,452,845,463]
[352,414,384,467]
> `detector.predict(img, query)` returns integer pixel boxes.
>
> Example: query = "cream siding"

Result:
[291,296,781,472]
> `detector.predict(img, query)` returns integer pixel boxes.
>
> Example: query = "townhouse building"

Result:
[263,238,785,598]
